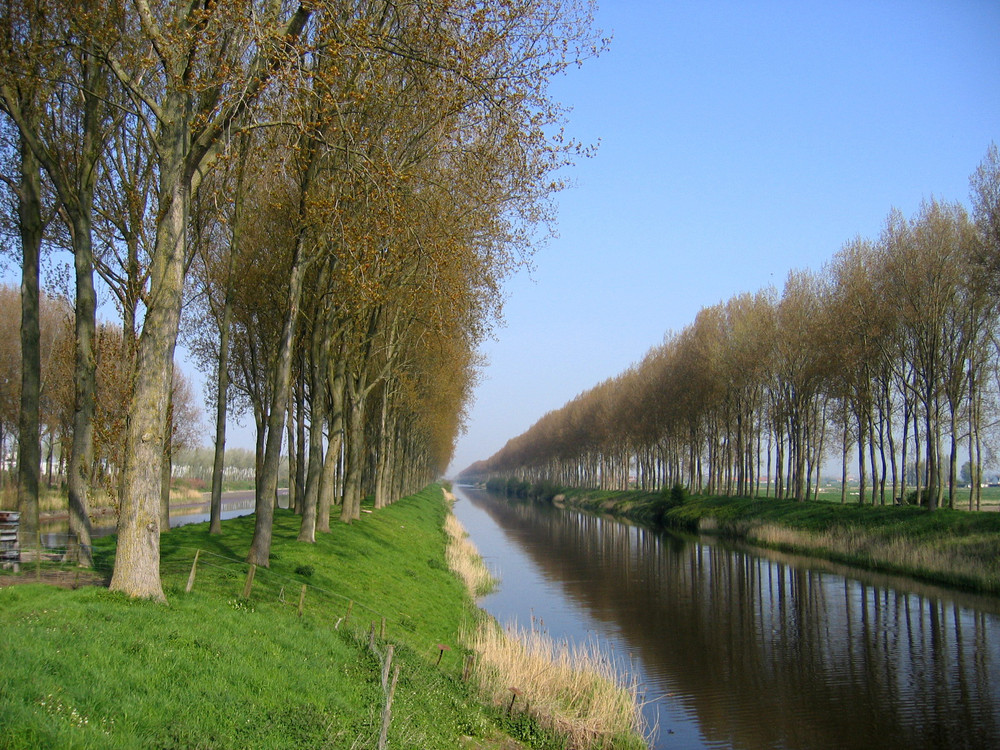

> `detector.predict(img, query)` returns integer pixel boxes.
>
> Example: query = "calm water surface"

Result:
[39,491,262,544]
[451,486,1000,750]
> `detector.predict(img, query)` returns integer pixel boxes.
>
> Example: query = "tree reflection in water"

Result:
[456,487,1000,750]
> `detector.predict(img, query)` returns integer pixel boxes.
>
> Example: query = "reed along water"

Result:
[451,485,1000,750]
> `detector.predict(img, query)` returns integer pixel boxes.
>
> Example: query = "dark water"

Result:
[451,486,1000,750]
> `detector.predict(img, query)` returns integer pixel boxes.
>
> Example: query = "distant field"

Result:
[810,481,1000,509]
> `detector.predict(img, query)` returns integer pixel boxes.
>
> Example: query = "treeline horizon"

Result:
[1,0,603,600]
[463,147,1000,512]
[0,286,201,492]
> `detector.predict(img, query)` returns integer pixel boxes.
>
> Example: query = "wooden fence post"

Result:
[381,644,395,691]
[242,563,256,599]
[185,550,201,593]
[378,665,400,750]
[297,584,307,617]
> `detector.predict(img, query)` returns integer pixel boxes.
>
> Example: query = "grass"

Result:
[444,508,499,599]
[0,486,556,749]
[549,486,1000,595]
[463,621,647,750]
[441,491,647,750]
[0,484,117,514]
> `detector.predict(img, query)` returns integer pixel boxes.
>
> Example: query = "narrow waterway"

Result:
[38,490,267,545]
[451,485,1000,750]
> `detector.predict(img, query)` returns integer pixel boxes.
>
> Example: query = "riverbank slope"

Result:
[0,486,567,749]
[549,488,1000,595]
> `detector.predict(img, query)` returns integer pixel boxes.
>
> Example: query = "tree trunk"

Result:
[297,407,324,543]
[947,410,958,510]
[318,356,345,532]
[340,374,366,523]
[285,397,297,512]
[318,428,342,532]
[246,245,307,566]
[297,311,331,542]
[159,388,173,531]
[295,367,306,513]
[209,249,236,534]
[840,417,848,504]
[15,135,43,553]
[924,386,939,511]
[67,210,98,569]
[110,104,190,601]
[374,386,391,509]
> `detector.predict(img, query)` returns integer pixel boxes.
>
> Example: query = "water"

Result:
[38,491,263,546]
[451,486,1000,750]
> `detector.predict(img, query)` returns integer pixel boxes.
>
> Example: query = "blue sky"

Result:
[446,0,1000,475]
[5,2,994,473]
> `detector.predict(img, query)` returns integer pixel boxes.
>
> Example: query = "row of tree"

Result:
[0,286,199,496]
[2,0,602,600]
[462,148,1000,512]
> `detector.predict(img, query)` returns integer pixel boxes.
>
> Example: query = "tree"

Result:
[102,0,313,599]
[970,143,1000,296]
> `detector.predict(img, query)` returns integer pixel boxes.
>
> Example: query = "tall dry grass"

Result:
[442,493,647,749]
[0,485,117,513]
[444,512,498,598]
[749,523,1000,589]
[465,619,647,750]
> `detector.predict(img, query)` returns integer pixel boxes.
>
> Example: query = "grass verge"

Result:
[0,485,560,749]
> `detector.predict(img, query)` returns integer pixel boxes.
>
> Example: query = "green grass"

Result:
[0,486,556,750]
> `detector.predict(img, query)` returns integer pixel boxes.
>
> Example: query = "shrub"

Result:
[507,478,531,498]
[530,480,561,503]
[904,489,932,507]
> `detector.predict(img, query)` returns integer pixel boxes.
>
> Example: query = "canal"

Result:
[451,485,1000,750]
[38,490,268,545]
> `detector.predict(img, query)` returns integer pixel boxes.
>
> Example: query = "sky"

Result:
[445,0,1000,476]
[3,2,996,476]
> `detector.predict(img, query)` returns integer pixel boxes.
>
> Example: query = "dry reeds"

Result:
[464,619,647,750]
[444,512,497,598]
[442,494,647,749]
[749,523,1000,588]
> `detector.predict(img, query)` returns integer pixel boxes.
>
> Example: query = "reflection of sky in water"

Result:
[452,489,708,749]
[39,496,257,546]
[451,486,1000,750]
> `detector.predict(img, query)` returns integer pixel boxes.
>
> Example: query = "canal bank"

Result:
[453,485,1000,750]
[0,487,552,748]
[0,484,645,750]
[538,487,1000,595]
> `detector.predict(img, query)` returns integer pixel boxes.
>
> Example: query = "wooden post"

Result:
[242,563,256,599]
[381,644,395,691]
[380,617,386,640]
[368,622,376,649]
[185,549,201,593]
[377,665,400,750]
[297,584,307,618]
[345,599,353,624]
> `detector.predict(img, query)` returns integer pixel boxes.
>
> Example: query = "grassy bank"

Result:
[443,495,646,750]
[545,487,1000,595]
[0,486,567,749]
